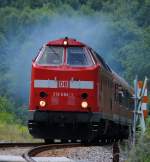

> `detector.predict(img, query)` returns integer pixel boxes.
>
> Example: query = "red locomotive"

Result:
[28,37,133,143]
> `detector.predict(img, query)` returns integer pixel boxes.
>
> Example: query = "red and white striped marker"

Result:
[138,81,149,118]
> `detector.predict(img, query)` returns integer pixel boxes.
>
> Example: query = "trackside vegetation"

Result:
[128,117,150,162]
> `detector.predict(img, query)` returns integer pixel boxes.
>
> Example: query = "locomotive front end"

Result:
[28,38,101,142]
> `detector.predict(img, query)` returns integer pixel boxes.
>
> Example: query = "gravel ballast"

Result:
[37,145,127,162]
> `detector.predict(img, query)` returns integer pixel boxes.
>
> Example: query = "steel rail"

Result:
[0,142,44,148]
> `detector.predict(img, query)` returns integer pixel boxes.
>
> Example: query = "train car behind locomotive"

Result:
[28,37,133,143]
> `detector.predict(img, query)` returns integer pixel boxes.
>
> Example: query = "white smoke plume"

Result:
[8,15,118,103]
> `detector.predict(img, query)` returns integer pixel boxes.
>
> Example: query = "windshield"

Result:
[67,47,93,66]
[37,46,64,65]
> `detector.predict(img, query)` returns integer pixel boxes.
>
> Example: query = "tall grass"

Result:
[0,112,41,142]
[128,117,150,162]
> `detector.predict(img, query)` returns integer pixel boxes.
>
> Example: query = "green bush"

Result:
[0,96,15,113]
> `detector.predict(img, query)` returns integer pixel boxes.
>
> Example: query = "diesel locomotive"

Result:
[28,37,133,143]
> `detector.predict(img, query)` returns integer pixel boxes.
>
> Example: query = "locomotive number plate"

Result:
[53,92,74,97]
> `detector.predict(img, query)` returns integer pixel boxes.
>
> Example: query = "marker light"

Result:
[40,91,48,98]
[40,100,46,107]
[81,101,88,109]
[63,40,68,45]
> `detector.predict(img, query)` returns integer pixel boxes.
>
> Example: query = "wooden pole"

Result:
[113,142,119,162]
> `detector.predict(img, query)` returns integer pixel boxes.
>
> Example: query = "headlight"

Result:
[40,100,46,107]
[63,40,68,45]
[81,101,88,109]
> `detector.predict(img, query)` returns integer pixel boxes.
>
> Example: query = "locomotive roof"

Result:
[47,37,85,46]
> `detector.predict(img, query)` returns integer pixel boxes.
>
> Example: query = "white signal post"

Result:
[132,76,148,145]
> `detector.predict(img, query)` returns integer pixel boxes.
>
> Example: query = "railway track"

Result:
[22,143,82,162]
[22,142,121,162]
[0,141,121,162]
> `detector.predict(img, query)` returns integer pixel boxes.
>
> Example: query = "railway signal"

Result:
[132,76,148,145]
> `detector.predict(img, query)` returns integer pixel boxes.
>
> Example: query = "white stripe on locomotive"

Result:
[34,80,94,89]
[34,80,57,88]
